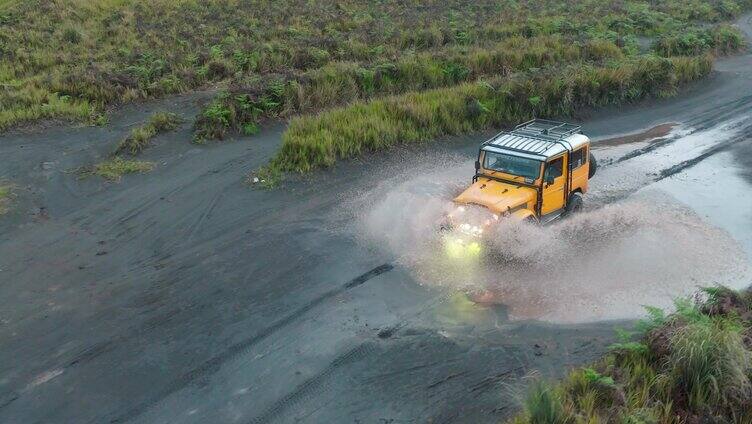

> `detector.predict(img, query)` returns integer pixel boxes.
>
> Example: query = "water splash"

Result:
[344,151,750,324]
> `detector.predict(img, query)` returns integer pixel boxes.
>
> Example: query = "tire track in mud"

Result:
[244,290,467,424]
[248,342,377,424]
[592,121,752,205]
[657,131,752,180]
[106,263,394,423]
[600,95,752,167]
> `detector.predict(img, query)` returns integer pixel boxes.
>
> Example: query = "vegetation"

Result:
[268,55,712,173]
[0,0,749,135]
[0,183,12,214]
[85,157,155,182]
[654,24,747,56]
[509,286,752,424]
[115,112,180,155]
[1,0,750,181]
[193,35,625,141]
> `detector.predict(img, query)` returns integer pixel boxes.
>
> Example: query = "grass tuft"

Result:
[0,183,12,214]
[115,112,180,155]
[521,380,570,424]
[86,157,155,182]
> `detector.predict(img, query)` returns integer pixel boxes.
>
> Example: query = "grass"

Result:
[192,35,625,141]
[654,24,747,56]
[86,157,155,182]
[509,286,752,423]
[114,111,180,155]
[0,184,12,214]
[1,1,751,184]
[0,0,749,135]
[266,55,712,173]
[83,111,177,182]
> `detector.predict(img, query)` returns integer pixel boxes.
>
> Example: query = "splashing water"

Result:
[344,152,750,324]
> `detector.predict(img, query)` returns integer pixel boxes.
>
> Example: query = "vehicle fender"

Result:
[510,208,536,221]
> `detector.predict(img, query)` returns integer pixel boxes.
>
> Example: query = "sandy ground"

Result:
[0,14,751,424]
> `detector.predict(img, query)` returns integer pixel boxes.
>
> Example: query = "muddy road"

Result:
[2,16,752,424]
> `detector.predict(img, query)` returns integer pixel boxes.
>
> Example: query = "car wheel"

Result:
[588,152,598,178]
[566,192,583,215]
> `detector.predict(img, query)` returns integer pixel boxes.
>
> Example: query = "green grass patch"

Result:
[86,157,155,182]
[509,286,752,423]
[654,24,747,56]
[193,35,626,141]
[115,112,180,155]
[0,183,12,214]
[0,0,749,133]
[267,55,712,173]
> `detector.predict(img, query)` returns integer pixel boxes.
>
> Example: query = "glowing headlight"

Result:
[443,236,482,259]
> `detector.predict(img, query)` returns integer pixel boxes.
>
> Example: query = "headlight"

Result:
[443,236,482,259]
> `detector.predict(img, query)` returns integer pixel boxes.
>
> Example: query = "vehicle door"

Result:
[541,155,566,215]
[569,146,589,193]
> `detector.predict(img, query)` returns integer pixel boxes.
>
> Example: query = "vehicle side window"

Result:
[571,148,586,169]
[545,157,563,180]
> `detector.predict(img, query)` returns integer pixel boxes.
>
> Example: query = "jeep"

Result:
[443,119,596,253]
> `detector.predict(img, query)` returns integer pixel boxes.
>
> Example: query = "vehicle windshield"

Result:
[483,151,541,181]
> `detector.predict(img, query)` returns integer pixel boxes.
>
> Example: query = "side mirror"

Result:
[545,174,555,185]
[474,160,480,171]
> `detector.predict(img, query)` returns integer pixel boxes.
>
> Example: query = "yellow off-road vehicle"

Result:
[443,119,596,255]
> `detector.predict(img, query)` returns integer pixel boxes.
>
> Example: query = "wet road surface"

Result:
[1,15,751,424]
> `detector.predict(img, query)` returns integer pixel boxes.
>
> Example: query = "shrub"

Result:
[62,27,82,44]
[193,81,285,142]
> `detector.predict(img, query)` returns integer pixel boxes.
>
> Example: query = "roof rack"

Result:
[481,119,582,157]
[513,119,581,139]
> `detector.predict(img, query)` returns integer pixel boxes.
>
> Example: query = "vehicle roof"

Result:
[481,119,589,160]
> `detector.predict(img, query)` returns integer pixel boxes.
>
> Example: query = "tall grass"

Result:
[509,287,752,423]
[522,381,570,424]
[0,0,748,133]
[654,24,746,56]
[193,35,626,140]
[268,55,712,173]
[668,318,751,411]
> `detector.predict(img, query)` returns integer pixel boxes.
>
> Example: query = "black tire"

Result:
[588,152,598,179]
[566,192,583,215]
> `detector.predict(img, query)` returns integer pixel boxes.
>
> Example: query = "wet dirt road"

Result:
[1,15,751,424]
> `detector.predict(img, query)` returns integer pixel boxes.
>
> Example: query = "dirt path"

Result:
[1,15,751,424]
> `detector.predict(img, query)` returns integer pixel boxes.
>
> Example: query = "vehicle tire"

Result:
[566,192,583,215]
[588,152,598,178]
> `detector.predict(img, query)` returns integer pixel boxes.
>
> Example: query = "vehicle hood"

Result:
[453,177,536,214]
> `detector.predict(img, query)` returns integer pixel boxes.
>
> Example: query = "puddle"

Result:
[594,123,677,147]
